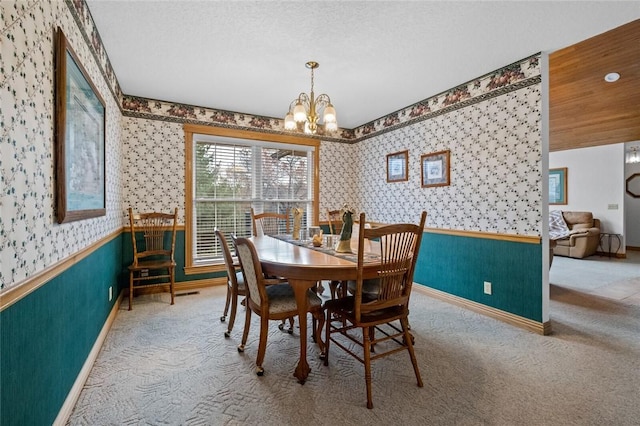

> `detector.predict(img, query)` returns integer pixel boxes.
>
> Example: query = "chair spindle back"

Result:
[129,208,178,265]
[250,208,290,236]
[354,211,427,320]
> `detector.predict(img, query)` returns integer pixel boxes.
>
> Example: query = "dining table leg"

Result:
[288,278,317,384]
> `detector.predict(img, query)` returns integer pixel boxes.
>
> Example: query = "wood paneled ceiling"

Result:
[550,19,640,152]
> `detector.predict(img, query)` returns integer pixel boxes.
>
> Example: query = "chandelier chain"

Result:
[310,66,315,94]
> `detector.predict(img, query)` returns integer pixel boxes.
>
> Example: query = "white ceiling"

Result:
[85,1,640,130]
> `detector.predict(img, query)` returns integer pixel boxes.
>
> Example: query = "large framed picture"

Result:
[387,150,408,182]
[421,150,450,187]
[55,27,106,223]
[549,167,568,205]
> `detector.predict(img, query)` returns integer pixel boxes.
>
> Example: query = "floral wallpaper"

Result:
[121,116,357,226]
[1,0,543,293]
[118,55,542,237]
[0,1,123,290]
[121,117,184,222]
[354,83,542,235]
[319,141,358,217]
[123,59,542,236]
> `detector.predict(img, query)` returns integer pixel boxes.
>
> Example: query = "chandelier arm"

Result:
[297,92,310,108]
[288,95,309,112]
[314,93,332,111]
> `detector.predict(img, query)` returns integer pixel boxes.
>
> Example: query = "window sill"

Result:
[184,263,226,275]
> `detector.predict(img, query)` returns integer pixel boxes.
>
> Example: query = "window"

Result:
[184,125,319,273]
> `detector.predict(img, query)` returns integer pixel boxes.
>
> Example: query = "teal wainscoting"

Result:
[1,235,122,426]
[414,232,543,322]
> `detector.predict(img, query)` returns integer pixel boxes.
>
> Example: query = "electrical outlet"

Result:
[109,286,113,301]
[607,204,618,210]
[484,281,492,295]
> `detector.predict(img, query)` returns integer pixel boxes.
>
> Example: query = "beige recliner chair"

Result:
[553,211,600,259]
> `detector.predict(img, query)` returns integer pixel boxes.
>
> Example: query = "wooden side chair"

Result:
[216,229,247,338]
[326,208,345,299]
[218,229,293,336]
[251,208,290,236]
[127,207,178,310]
[232,235,325,377]
[324,211,427,409]
[326,208,343,236]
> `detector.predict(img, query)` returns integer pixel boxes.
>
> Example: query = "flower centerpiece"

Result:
[335,204,356,253]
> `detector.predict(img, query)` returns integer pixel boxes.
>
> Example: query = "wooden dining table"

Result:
[250,234,377,384]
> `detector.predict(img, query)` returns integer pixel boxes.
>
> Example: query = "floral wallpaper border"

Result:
[353,55,540,141]
[121,97,354,143]
[120,55,541,144]
[358,76,542,141]
[65,0,541,144]
[67,0,122,108]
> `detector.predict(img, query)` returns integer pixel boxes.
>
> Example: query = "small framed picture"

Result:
[549,167,568,205]
[421,150,450,188]
[387,150,408,182]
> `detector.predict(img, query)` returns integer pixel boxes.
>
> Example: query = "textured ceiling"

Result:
[85,1,640,130]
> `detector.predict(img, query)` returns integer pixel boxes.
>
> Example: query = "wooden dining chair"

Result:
[127,207,178,310]
[326,209,346,298]
[216,229,247,338]
[326,208,343,236]
[324,211,427,409]
[217,228,293,336]
[250,208,290,236]
[232,235,325,377]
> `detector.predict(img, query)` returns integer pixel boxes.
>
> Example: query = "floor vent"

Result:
[176,291,200,297]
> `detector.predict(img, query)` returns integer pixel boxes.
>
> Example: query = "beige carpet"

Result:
[68,281,640,425]
[550,250,640,305]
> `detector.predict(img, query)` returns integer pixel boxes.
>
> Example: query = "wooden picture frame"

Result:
[549,167,568,205]
[421,150,450,187]
[55,27,106,223]
[386,150,408,182]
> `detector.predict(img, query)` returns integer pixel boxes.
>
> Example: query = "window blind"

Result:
[193,135,314,263]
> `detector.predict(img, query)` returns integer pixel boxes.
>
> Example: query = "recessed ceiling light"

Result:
[604,72,620,82]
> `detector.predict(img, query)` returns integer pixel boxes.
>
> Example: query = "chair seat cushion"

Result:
[129,259,176,271]
[266,283,322,315]
[324,295,406,325]
[235,271,246,291]
[346,278,381,296]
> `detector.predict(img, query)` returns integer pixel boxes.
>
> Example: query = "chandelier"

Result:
[626,146,640,164]
[284,61,337,135]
